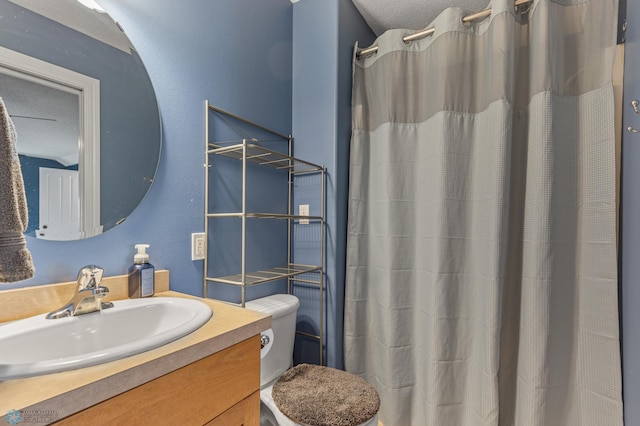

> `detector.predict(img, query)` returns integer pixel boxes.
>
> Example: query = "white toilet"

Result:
[246,294,379,426]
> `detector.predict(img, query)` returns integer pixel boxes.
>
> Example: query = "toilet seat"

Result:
[266,364,380,426]
[260,385,379,426]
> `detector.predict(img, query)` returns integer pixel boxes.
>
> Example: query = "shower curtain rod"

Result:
[356,0,533,60]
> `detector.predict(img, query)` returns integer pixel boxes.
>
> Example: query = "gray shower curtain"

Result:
[344,0,623,425]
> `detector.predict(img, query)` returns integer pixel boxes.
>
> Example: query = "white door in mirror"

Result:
[37,167,81,240]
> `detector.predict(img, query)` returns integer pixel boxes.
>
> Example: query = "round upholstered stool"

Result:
[272,364,380,426]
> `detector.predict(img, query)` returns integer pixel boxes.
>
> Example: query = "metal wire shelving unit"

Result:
[203,101,326,364]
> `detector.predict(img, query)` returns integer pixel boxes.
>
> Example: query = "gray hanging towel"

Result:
[0,97,34,283]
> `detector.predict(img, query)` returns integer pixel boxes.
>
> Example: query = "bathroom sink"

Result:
[0,297,213,380]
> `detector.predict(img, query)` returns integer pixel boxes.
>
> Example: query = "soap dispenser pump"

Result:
[128,244,155,298]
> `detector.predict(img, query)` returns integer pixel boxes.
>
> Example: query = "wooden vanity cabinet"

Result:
[55,335,260,425]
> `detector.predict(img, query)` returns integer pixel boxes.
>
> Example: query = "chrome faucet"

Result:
[46,265,114,319]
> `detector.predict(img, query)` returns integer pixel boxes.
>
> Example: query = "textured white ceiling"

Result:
[9,0,133,53]
[352,0,491,35]
[0,72,79,166]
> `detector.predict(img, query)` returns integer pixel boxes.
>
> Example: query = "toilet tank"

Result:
[245,294,300,388]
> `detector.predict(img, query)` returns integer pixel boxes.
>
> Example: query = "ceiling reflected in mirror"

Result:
[8,0,133,52]
[1,71,79,167]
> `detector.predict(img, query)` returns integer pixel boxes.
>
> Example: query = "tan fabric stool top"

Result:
[272,364,380,426]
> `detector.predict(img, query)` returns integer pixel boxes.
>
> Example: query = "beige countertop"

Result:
[0,272,271,424]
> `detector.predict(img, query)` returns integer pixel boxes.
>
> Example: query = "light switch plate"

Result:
[299,204,309,225]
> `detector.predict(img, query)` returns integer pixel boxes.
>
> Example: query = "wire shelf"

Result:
[204,101,326,364]
[208,141,323,175]
[206,212,323,221]
[206,263,322,286]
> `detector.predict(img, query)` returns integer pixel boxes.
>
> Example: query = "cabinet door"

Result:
[55,335,260,425]
[205,391,260,426]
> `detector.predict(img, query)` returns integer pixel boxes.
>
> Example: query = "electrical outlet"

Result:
[191,232,206,261]
[299,204,309,225]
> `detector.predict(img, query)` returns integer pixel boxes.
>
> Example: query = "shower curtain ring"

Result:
[516,2,533,15]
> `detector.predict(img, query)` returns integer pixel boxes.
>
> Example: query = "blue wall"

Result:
[292,0,374,368]
[1,0,374,369]
[1,0,293,291]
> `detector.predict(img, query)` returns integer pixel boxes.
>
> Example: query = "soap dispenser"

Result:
[128,244,155,298]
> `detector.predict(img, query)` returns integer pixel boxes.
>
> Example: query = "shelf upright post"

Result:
[241,139,247,307]
[287,135,293,294]
[320,167,326,366]
[203,100,210,299]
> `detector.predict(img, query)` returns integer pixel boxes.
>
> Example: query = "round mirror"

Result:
[0,0,161,240]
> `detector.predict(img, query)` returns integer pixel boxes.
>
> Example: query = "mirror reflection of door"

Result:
[0,71,80,239]
[38,167,81,240]
[0,46,101,239]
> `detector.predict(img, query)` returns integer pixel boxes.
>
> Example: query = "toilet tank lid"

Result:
[245,294,300,319]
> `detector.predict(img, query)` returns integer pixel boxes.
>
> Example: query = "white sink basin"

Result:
[0,297,212,380]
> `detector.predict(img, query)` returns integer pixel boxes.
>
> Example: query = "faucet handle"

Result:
[93,285,110,299]
[77,265,104,289]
